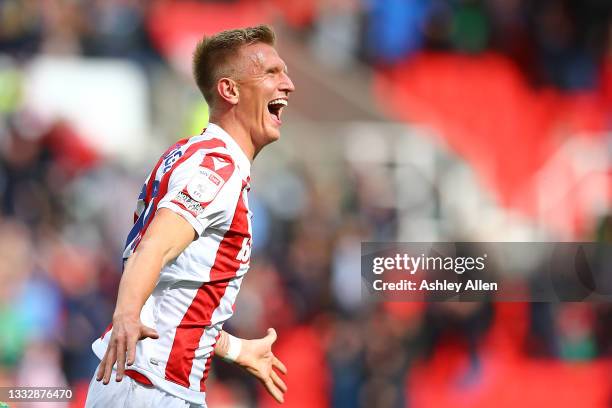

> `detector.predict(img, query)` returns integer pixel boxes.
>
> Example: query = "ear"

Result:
[217,78,239,105]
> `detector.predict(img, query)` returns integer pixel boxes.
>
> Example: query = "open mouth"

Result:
[267,98,288,123]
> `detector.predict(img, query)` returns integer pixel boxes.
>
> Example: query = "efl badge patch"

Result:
[187,168,224,203]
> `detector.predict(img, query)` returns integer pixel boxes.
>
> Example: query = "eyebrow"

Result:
[266,64,288,74]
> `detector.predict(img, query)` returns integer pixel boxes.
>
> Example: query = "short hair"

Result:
[193,25,276,106]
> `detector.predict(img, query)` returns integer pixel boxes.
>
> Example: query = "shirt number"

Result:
[236,237,252,263]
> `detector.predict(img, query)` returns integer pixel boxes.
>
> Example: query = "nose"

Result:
[280,71,295,94]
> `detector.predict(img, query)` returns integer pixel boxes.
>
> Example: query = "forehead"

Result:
[237,42,286,74]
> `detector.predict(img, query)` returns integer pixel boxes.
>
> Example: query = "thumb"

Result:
[266,328,277,343]
[141,325,159,340]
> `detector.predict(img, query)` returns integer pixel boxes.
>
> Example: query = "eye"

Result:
[266,66,284,75]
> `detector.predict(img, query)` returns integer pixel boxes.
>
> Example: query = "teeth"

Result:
[268,98,288,107]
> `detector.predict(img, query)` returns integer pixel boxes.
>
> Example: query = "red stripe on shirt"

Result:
[164,280,230,388]
[209,181,250,282]
[200,331,222,392]
[164,184,250,389]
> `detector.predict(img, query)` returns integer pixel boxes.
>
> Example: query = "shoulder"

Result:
[187,137,237,180]
[166,135,235,176]
[169,137,241,200]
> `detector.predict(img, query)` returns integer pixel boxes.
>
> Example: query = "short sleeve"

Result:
[157,151,238,235]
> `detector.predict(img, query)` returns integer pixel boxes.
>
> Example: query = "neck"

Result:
[209,112,256,162]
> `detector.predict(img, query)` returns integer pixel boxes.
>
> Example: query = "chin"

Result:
[264,128,281,144]
[254,131,280,155]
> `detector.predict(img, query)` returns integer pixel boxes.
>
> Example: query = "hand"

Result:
[236,328,288,403]
[96,313,159,384]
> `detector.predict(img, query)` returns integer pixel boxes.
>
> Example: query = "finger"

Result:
[272,356,287,375]
[102,342,117,385]
[115,337,127,381]
[264,379,284,403]
[266,328,277,344]
[140,325,159,340]
[96,351,108,381]
[126,335,137,366]
[271,370,287,393]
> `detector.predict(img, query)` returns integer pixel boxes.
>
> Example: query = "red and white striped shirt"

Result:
[93,123,253,405]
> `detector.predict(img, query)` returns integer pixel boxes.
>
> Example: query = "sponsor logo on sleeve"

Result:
[174,191,205,217]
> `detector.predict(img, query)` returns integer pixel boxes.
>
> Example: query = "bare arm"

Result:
[97,208,196,384]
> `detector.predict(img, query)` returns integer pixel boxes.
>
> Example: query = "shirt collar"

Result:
[205,122,251,177]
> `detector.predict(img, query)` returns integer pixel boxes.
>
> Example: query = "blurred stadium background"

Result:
[0,0,611,407]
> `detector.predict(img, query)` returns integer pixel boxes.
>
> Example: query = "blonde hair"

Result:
[193,25,276,106]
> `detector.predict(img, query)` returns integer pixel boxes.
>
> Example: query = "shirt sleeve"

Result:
[157,150,238,235]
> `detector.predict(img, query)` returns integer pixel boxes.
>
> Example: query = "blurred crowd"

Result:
[0,0,611,407]
[2,0,611,89]
[362,0,611,90]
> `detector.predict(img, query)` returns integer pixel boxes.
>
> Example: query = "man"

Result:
[85,25,295,407]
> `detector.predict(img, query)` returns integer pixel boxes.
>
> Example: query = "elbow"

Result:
[132,239,171,269]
